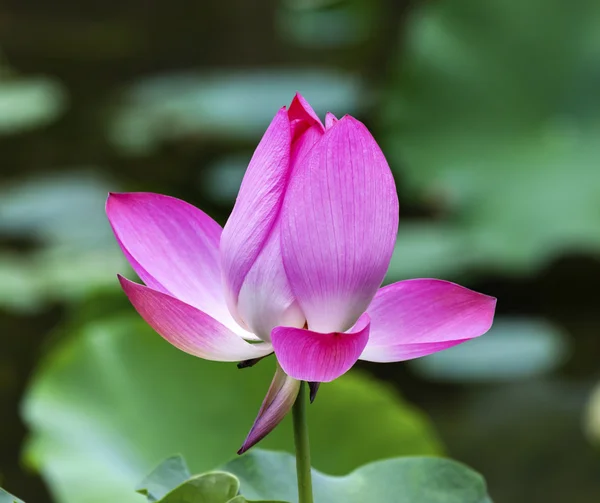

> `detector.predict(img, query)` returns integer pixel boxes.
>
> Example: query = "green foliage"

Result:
[137,457,285,503]
[226,450,492,503]
[384,0,600,276]
[0,487,25,503]
[22,314,442,503]
[136,455,192,501]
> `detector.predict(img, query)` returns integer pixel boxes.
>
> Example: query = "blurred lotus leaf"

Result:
[226,449,492,503]
[584,382,600,445]
[0,172,126,312]
[0,74,67,135]
[277,0,377,48]
[383,0,600,275]
[0,487,25,503]
[136,455,191,501]
[109,69,363,155]
[22,314,442,503]
[410,317,569,382]
[137,457,286,503]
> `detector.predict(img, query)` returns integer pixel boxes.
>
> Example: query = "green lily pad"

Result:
[109,69,362,155]
[383,0,600,275]
[156,472,239,503]
[226,449,492,503]
[137,455,191,501]
[22,313,442,503]
[0,487,25,503]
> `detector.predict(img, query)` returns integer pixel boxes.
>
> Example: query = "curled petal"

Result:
[288,92,324,139]
[238,364,300,454]
[360,279,496,363]
[281,116,399,333]
[220,108,292,311]
[119,276,273,362]
[271,314,370,382]
[106,192,239,333]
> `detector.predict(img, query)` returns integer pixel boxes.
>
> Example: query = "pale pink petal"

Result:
[271,314,370,382]
[106,192,241,332]
[119,276,273,362]
[281,116,399,333]
[325,112,338,129]
[238,363,300,454]
[360,279,496,363]
[236,123,323,340]
[220,108,292,315]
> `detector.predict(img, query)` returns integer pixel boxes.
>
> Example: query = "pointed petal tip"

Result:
[238,365,300,454]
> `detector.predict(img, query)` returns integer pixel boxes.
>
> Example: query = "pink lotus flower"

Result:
[106,93,496,453]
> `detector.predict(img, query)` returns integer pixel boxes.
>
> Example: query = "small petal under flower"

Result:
[271,314,371,382]
[238,363,300,454]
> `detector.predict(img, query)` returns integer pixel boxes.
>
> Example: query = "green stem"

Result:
[292,381,314,503]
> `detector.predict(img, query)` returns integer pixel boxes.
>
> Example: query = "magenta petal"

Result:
[106,192,239,331]
[288,92,325,137]
[238,363,300,454]
[325,112,338,129]
[220,108,292,312]
[360,279,496,362]
[281,116,399,333]
[271,314,370,382]
[119,276,273,362]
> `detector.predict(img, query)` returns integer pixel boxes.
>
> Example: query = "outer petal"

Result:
[238,363,300,454]
[281,116,399,333]
[220,108,291,312]
[106,192,239,333]
[360,279,496,363]
[119,276,273,362]
[271,314,370,382]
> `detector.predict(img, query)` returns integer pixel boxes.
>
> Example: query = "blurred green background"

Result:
[1,0,600,502]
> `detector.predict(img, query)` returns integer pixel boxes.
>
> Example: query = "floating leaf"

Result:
[0,76,67,135]
[22,314,442,503]
[410,317,569,382]
[109,70,363,155]
[0,487,25,503]
[137,455,191,501]
[226,450,492,503]
[382,0,600,273]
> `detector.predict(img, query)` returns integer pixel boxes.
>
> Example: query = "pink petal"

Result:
[119,276,273,362]
[280,116,399,333]
[106,192,239,333]
[360,279,496,362]
[220,108,292,315]
[236,123,323,340]
[325,112,338,129]
[238,363,300,454]
[271,314,370,382]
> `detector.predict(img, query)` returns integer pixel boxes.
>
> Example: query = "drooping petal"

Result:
[106,192,240,333]
[119,276,273,362]
[238,363,300,454]
[325,111,338,129]
[271,314,370,382]
[281,116,399,333]
[220,108,292,312]
[360,279,496,363]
